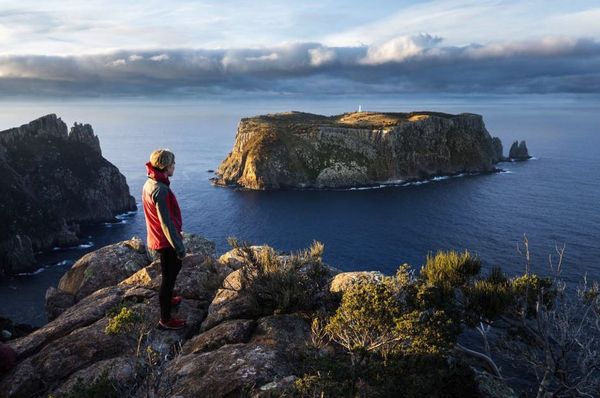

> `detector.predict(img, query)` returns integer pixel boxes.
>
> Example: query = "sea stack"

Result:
[215,111,505,190]
[0,114,137,276]
[508,140,531,160]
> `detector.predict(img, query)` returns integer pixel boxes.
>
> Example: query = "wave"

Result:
[115,210,137,220]
[343,172,481,191]
[16,267,46,276]
[103,219,127,227]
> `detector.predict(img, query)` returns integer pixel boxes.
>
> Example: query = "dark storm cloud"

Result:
[1,35,599,97]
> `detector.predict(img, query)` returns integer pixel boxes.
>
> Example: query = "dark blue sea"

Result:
[1,95,599,326]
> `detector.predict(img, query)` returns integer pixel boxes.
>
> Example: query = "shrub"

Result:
[465,279,514,325]
[325,274,407,361]
[105,305,141,335]
[228,238,330,315]
[421,250,481,289]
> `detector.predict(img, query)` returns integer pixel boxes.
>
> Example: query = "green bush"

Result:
[325,274,407,360]
[421,250,481,289]
[105,305,141,335]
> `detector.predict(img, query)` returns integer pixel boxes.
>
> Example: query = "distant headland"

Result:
[214,111,529,190]
[0,114,136,277]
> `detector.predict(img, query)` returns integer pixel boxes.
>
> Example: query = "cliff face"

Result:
[0,114,136,275]
[215,111,505,190]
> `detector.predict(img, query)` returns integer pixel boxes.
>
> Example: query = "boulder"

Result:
[201,269,261,331]
[49,357,137,397]
[329,271,385,293]
[44,287,76,321]
[182,319,256,355]
[57,237,150,301]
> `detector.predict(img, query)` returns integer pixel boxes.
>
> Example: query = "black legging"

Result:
[158,247,182,320]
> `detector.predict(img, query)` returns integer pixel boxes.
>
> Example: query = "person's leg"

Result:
[159,247,183,321]
[158,248,171,320]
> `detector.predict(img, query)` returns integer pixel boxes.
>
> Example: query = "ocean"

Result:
[1,95,599,326]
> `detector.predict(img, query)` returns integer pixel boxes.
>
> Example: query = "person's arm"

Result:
[153,185,186,258]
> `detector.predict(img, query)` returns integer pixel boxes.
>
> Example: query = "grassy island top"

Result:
[242,111,482,129]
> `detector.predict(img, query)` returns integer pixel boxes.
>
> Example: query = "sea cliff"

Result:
[215,111,505,190]
[0,114,136,276]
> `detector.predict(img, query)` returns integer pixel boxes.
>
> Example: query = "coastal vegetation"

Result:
[2,235,598,397]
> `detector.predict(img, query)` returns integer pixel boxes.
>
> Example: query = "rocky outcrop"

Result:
[1,236,227,397]
[0,237,516,397]
[508,140,531,160]
[0,114,137,276]
[215,111,506,190]
[45,233,217,321]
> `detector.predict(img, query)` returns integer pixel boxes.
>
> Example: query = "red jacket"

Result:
[142,162,184,255]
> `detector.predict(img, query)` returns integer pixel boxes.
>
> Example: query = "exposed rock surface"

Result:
[508,140,531,160]
[46,233,218,321]
[0,236,515,397]
[215,111,506,190]
[1,237,224,397]
[0,114,137,276]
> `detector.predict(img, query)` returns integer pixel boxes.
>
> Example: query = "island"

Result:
[214,111,507,190]
[0,114,136,276]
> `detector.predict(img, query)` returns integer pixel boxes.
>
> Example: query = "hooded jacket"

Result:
[142,162,185,257]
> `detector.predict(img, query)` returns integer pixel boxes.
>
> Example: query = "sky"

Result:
[0,0,599,97]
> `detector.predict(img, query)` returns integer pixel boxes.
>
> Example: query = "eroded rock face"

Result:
[0,114,137,276]
[215,111,505,190]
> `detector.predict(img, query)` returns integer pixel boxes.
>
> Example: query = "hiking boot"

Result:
[171,295,183,305]
[158,317,186,330]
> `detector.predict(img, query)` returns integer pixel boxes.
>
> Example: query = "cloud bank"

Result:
[1,35,599,97]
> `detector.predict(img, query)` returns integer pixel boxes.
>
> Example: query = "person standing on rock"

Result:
[142,149,186,330]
